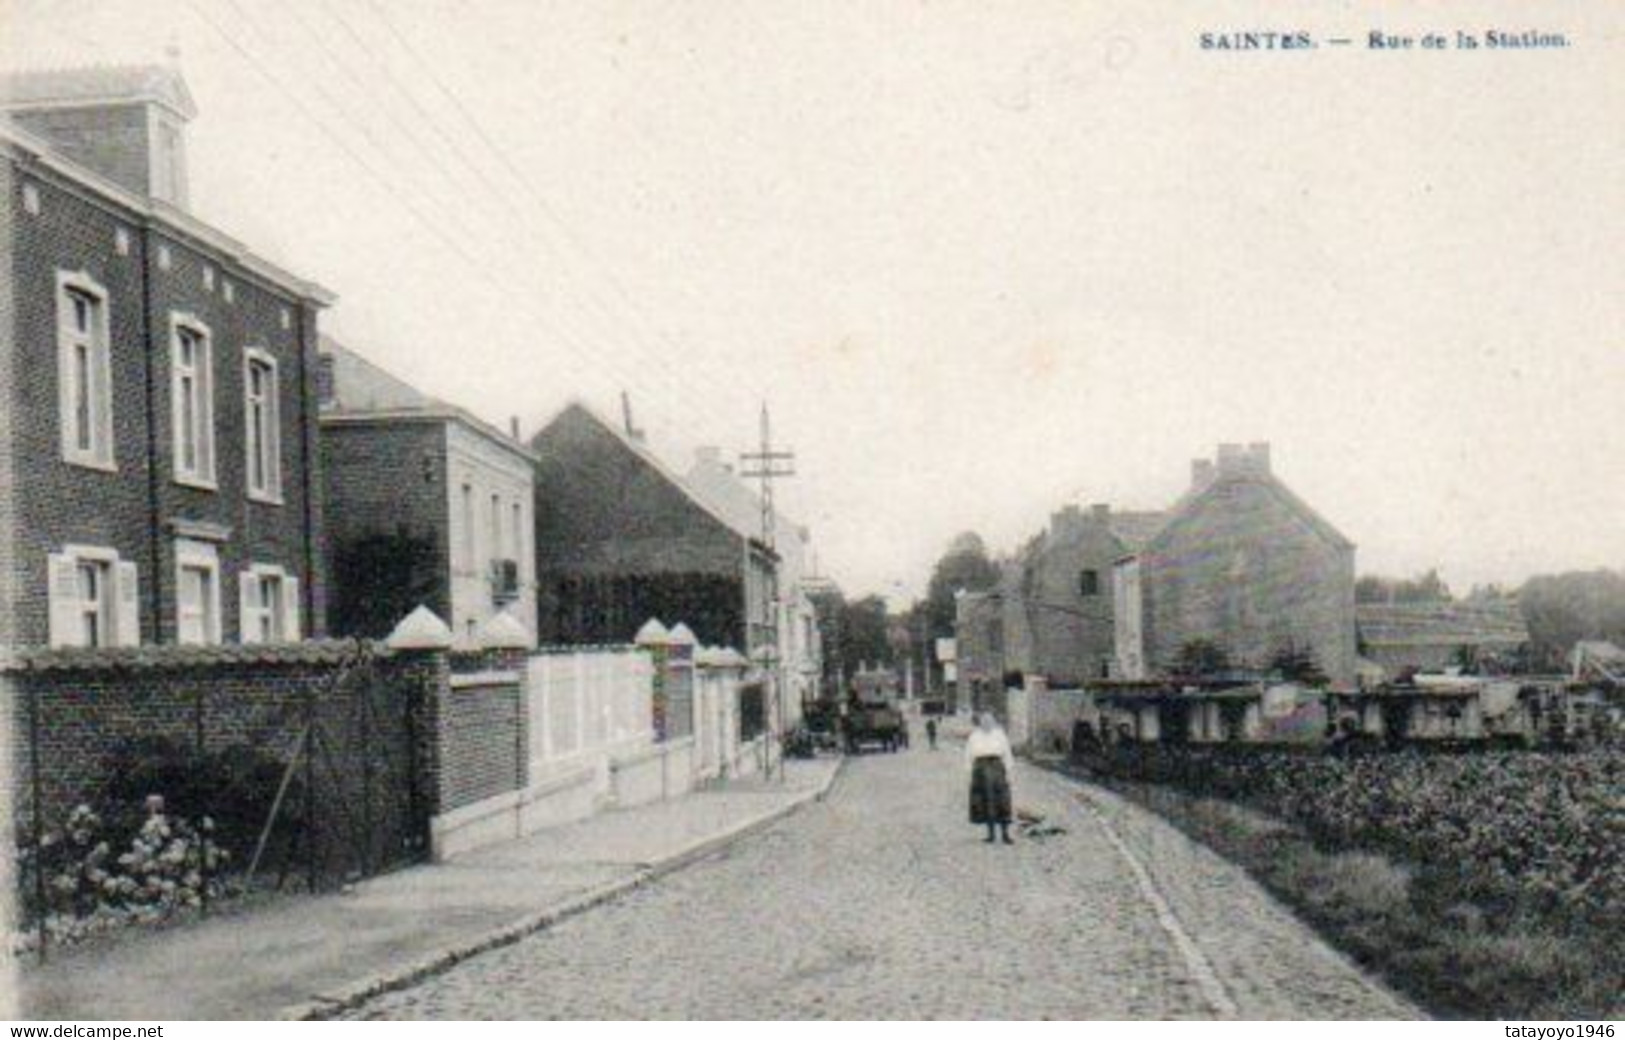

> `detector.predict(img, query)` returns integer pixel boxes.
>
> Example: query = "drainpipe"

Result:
[296,301,318,634]
[139,225,163,642]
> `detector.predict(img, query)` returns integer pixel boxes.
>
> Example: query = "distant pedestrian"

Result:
[925,717,938,750]
[1070,718,1098,762]
[965,712,1015,845]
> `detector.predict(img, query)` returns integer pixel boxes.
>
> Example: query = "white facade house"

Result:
[319,337,537,645]
[445,420,537,645]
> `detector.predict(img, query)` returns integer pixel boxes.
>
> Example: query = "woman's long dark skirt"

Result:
[968,756,1012,825]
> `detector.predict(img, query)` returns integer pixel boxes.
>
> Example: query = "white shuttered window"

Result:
[46,547,139,647]
[239,564,301,644]
[175,539,221,645]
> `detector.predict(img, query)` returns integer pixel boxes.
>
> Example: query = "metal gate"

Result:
[296,643,430,887]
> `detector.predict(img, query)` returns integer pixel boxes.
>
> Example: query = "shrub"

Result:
[15,797,230,951]
[104,737,301,868]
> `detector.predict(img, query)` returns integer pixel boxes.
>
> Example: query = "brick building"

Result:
[1,65,333,650]
[1113,443,1358,688]
[528,403,778,655]
[319,338,538,644]
[1000,503,1165,685]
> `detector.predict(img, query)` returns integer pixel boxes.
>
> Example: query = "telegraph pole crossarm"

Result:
[739,403,795,781]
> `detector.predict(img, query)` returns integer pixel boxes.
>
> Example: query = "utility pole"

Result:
[740,402,795,781]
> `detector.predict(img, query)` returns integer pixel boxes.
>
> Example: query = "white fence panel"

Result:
[527,649,656,780]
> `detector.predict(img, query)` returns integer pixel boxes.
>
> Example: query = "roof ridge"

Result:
[538,402,765,545]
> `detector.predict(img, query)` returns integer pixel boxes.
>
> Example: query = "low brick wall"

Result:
[435,669,525,814]
[2,641,444,887]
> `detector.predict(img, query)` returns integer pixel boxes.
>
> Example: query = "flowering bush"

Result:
[1086,746,1623,932]
[15,796,232,951]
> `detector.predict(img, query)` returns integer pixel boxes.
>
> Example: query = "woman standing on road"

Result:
[965,712,1015,844]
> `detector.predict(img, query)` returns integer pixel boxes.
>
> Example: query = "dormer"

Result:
[1,64,197,208]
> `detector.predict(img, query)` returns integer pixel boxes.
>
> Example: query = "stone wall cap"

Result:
[476,610,532,650]
[387,606,454,650]
[634,618,669,645]
[667,622,697,646]
[5,639,378,674]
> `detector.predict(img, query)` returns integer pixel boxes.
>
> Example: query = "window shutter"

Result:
[92,315,113,466]
[239,571,260,644]
[48,553,82,647]
[55,293,75,456]
[115,561,140,646]
[198,339,213,480]
[284,575,302,642]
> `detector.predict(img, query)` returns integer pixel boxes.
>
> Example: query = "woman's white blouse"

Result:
[964,728,1015,776]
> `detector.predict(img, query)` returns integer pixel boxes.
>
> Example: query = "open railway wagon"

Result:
[1329,673,1621,748]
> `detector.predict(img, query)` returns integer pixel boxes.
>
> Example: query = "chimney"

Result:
[1215,442,1247,477]
[1247,441,1271,475]
[1191,458,1215,490]
[1050,504,1085,541]
[1090,502,1110,521]
[315,353,337,408]
[2,65,197,208]
[509,417,521,440]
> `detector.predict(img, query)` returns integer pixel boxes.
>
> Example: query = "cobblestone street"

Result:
[349,739,1420,1019]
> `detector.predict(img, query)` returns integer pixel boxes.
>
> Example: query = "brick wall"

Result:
[1004,511,1126,684]
[5,155,327,649]
[3,642,442,886]
[1141,479,1357,687]
[144,227,326,644]
[0,162,17,650]
[432,653,526,814]
[8,160,156,645]
[321,420,450,637]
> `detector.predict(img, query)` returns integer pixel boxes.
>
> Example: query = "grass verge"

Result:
[1046,761,1622,1020]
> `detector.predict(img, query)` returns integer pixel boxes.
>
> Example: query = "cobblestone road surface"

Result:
[349,741,1419,1019]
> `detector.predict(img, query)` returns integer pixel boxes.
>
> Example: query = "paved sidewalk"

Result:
[16,757,842,1021]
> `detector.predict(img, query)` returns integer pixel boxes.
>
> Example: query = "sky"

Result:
[5,0,1621,605]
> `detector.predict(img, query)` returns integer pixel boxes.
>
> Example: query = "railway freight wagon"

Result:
[1081,674,1618,750]
[1330,676,1620,747]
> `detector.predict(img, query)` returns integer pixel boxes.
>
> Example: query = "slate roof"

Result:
[533,402,768,548]
[1,64,197,119]
[319,337,537,461]
[1147,471,1353,556]
[1355,601,1530,649]
[684,456,809,552]
[1105,511,1168,552]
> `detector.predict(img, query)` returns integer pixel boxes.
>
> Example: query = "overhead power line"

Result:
[355,0,765,421]
[185,0,675,417]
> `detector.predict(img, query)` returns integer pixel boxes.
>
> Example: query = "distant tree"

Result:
[840,594,896,680]
[1517,569,1625,670]
[1174,638,1231,677]
[924,531,1000,640]
[1270,641,1329,686]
